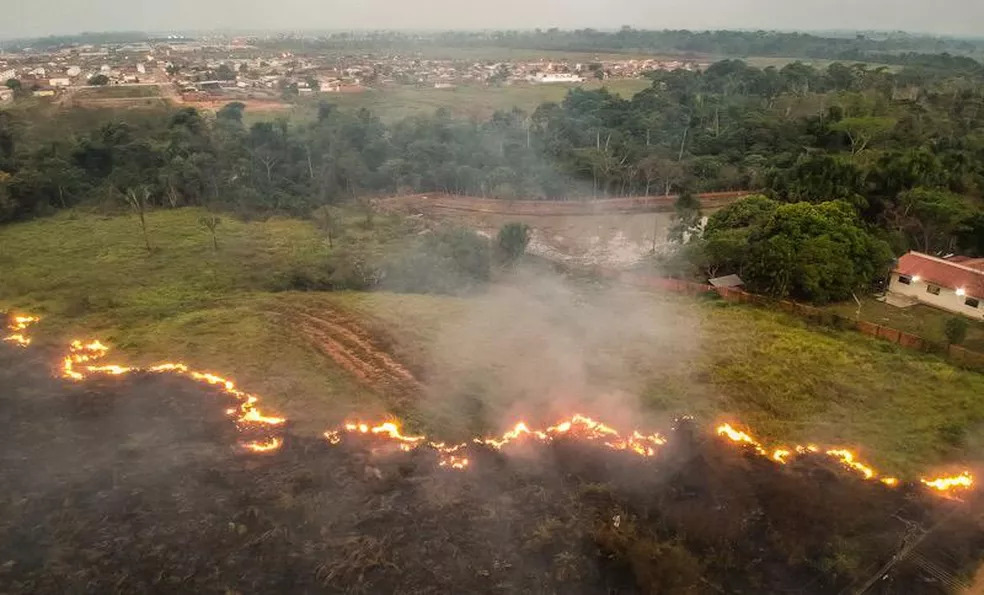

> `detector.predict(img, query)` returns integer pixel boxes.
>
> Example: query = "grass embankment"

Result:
[2,209,983,476]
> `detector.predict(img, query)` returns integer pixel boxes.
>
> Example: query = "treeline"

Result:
[266,29,984,65]
[1,31,152,51]
[3,55,984,302]
[435,28,984,62]
[2,58,983,218]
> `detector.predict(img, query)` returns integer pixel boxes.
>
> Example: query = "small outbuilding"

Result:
[708,274,745,289]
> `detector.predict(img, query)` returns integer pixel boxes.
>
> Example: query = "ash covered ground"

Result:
[0,344,981,594]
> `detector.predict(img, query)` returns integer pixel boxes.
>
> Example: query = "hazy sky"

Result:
[3,0,983,40]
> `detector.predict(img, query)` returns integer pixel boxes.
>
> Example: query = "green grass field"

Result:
[0,208,389,435]
[245,79,651,124]
[74,85,162,99]
[2,208,983,476]
[826,297,984,352]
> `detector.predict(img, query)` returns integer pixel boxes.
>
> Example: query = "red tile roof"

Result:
[945,255,984,270]
[895,252,984,299]
[959,258,984,272]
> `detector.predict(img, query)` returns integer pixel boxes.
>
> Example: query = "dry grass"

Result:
[323,290,984,476]
[3,209,984,476]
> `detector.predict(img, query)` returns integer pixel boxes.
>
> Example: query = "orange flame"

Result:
[3,315,40,347]
[14,319,289,452]
[439,455,470,469]
[716,423,905,494]
[4,313,978,491]
[920,472,974,492]
[325,415,666,471]
[825,449,875,480]
[243,437,283,452]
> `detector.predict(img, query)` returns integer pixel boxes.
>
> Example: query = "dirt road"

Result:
[290,304,423,400]
[378,191,751,217]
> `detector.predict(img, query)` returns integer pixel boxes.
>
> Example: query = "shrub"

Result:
[381,226,490,295]
[944,316,970,346]
[326,247,382,290]
[497,222,531,264]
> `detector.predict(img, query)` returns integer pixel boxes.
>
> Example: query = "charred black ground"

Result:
[0,343,981,594]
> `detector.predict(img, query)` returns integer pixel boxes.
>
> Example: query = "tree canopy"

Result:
[697,196,893,303]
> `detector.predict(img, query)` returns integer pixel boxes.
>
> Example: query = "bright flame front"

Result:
[3,313,978,495]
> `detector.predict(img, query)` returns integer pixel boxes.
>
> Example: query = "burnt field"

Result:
[1,343,982,594]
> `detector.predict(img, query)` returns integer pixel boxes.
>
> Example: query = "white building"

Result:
[529,72,585,84]
[49,78,71,87]
[0,69,16,82]
[66,66,82,77]
[887,251,984,320]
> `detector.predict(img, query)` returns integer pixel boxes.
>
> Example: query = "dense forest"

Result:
[3,54,984,302]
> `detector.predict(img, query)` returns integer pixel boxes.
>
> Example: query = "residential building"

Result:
[529,72,585,83]
[888,251,984,319]
[49,78,71,87]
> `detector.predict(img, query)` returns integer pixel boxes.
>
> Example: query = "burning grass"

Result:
[0,337,981,593]
[0,208,400,434]
[6,312,976,500]
[321,290,984,477]
[3,209,984,476]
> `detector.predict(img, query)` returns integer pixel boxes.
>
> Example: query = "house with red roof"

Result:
[888,251,984,320]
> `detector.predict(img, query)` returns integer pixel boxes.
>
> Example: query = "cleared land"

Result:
[62,84,171,110]
[72,85,162,99]
[378,192,747,267]
[2,208,984,478]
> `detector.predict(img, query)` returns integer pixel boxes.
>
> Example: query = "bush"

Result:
[381,226,490,295]
[944,316,970,345]
[497,222,531,264]
[268,262,335,291]
[326,247,382,290]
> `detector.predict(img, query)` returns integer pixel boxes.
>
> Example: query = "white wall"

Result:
[889,272,984,320]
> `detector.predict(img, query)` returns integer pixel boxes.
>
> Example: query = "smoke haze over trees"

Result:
[4,52,984,301]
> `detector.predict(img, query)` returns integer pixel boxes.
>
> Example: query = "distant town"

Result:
[0,36,700,106]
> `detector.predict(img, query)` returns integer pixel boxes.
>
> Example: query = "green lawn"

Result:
[3,209,983,477]
[826,297,984,352]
